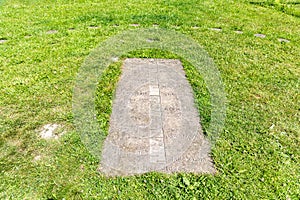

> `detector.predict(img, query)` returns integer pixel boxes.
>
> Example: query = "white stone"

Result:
[39,123,60,139]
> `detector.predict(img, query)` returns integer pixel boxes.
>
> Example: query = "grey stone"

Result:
[38,123,62,140]
[99,58,215,176]
[129,24,140,27]
[88,26,98,29]
[278,38,290,43]
[0,39,7,44]
[234,30,243,34]
[46,30,58,34]
[210,28,222,31]
[254,33,266,38]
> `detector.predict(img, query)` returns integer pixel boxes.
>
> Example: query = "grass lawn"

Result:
[0,0,299,199]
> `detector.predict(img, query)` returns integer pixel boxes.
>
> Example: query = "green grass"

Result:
[0,0,299,199]
[250,0,300,17]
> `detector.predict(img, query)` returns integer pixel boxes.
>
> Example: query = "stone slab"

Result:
[99,58,215,176]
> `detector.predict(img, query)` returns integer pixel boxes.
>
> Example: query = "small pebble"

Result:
[278,38,290,43]
[129,24,140,27]
[234,30,243,34]
[111,57,119,62]
[146,38,160,43]
[46,30,58,34]
[146,38,154,43]
[210,28,222,31]
[254,33,266,38]
[88,26,98,29]
[0,39,7,43]
[39,123,60,139]
[33,155,42,161]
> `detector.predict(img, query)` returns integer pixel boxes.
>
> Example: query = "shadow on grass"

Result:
[249,1,300,17]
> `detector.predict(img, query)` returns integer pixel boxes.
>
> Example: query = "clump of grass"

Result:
[95,61,122,135]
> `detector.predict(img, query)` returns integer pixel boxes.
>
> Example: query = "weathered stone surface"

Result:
[99,58,215,176]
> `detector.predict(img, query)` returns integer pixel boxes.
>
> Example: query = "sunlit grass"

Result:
[0,0,299,199]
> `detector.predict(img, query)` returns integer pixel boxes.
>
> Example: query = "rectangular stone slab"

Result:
[99,58,216,176]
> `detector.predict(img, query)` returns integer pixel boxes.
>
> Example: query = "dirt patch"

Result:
[39,123,62,140]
